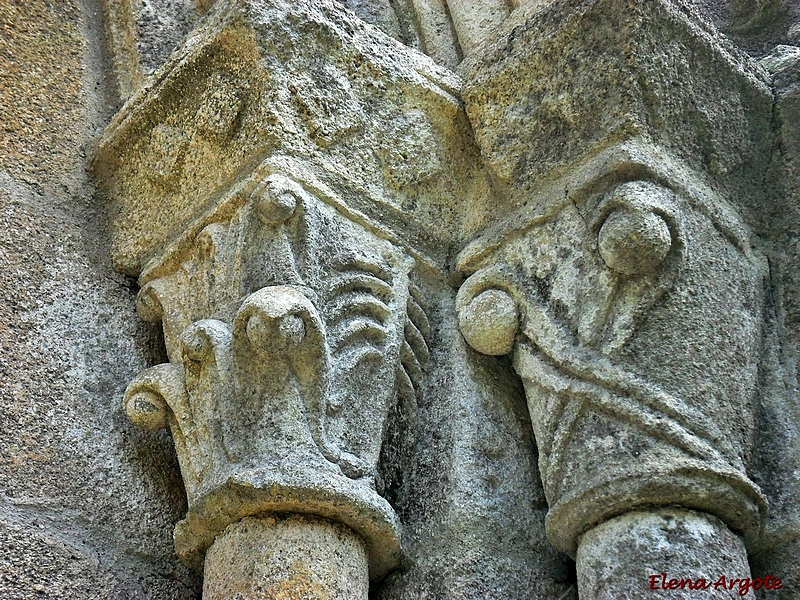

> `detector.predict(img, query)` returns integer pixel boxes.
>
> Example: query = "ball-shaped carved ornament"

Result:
[125,390,168,431]
[457,288,519,356]
[252,179,299,225]
[598,207,672,275]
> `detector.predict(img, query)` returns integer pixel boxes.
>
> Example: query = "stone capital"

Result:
[91,0,486,585]
[456,0,774,559]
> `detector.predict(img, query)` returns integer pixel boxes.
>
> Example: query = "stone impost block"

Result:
[92,0,487,278]
[461,0,774,222]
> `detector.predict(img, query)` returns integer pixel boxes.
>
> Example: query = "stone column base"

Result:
[202,514,369,600]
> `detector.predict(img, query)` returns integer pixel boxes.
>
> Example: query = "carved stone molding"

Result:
[93,0,484,277]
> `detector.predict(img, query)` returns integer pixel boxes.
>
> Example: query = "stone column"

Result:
[203,515,369,600]
[576,509,754,599]
[92,1,471,594]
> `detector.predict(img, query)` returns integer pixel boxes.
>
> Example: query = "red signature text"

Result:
[648,572,783,596]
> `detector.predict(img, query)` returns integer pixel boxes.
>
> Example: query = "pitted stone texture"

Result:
[461,0,774,221]
[133,0,209,75]
[750,536,799,599]
[597,208,672,275]
[688,0,800,57]
[443,0,509,58]
[104,0,441,99]
[457,288,518,355]
[407,0,461,68]
[746,44,800,592]
[120,176,424,580]
[202,515,368,600]
[457,167,767,557]
[577,508,754,599]
[0,1,86,194]
[6,1,800,600]
[0,0,200,594]
[0,519,197,600]
[375,294,576,600]
[0,177,200,600]
[93,0,486,276]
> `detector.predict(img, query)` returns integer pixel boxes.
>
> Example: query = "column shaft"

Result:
[203,514,369,600]
[577,508,755,599]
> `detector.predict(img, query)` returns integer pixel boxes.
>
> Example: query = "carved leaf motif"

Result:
[320,252,407,479]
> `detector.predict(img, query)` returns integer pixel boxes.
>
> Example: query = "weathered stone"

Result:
[457,288,518,356]
[0,0,201,595]
[442,0,509,58]
[690,0,800,57]
[596,183,674,276]
[457,165,769,557]
[750,536,799,599]
[119,175,428,580]
[6,0,800,597]
[0,1,87,192]
[0,519,196,600]
[745,42,800,590]
[461,0,774,223]
[203,515,368,600]
[453,0,794,594]
[374,291,578,600]
[577,508,755,599]
[93,0,484,277]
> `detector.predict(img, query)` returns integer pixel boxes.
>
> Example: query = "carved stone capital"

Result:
[120,169,435,580]
[455,0,775,564]
[457,145,768,556]
[91,0,483,585]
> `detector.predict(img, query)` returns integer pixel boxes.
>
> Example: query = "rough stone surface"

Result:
[577,508,755,599]
[0,1,87,192]
[203,515,368,600]
[690,0,800,57]
[750,536,800,599]
[0,0,201,597]
[93,0,483,276]
[461,0,775,222]
[375,293,576,600]
[441,0,509,58]
[454,0,799,594]
[456,288,519,356]
[120,174,420,580]
[4,0,800,598]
